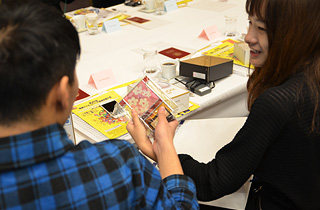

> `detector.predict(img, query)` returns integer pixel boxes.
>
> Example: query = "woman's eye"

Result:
[258,26,266,31]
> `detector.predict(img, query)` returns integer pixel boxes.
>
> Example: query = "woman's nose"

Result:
[244,26,257,46]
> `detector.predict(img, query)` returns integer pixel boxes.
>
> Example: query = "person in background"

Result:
[133,0,320,209]
[1,0,75,11]
[92,0,124,8]
[0,1,199,209]
[41,0,75,11]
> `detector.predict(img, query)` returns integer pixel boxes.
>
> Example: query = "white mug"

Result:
[160,59,178,80]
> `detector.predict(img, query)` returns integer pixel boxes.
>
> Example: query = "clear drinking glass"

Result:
[154,0,165,15]
[224,15,237,36]
[85,13,99,35]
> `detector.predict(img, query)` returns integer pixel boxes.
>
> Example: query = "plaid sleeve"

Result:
[163,175,199,210]
[137,154,199,210]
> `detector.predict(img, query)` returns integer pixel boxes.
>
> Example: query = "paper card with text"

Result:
[158,47,190,59]
[165,0,178,12]
[198,25,221,41]
[88,69,117,90]
[102,18,121,33]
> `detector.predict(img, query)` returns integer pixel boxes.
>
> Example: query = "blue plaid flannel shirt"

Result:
[0,123,199,209]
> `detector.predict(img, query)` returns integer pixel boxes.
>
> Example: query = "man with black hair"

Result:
[0,1,199,209]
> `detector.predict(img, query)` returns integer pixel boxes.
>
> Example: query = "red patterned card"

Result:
[158,47,190,59]
[127,17,150,24]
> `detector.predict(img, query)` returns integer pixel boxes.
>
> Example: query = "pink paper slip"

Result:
[88,69,116,90]
[199,25,221,41]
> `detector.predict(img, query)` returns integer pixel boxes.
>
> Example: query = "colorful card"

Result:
[158,47,190,59]
[120,80,160,116]
[127,17,150,24]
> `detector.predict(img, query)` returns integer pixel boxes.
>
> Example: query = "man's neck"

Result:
[0,118,60,138]
[0,122,43,138]
[0,107,64,138]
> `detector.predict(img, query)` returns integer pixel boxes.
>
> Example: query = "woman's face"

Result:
[245,15,269,67]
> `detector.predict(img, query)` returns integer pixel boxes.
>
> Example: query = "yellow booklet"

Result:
[72,90,129,139]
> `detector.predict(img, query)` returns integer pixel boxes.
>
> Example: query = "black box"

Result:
[179,56,233,82]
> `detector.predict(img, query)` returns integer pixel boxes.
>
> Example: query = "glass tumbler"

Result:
[154,0,165,15]
[85,13,99,35]
[224,15,237,36]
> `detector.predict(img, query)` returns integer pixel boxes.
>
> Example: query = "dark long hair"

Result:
[246,0,320,132]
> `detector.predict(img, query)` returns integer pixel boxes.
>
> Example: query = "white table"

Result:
[75,0,250,121]
[174,117,251,210]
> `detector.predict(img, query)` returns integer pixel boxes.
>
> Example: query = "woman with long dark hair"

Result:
[132,0,320,209]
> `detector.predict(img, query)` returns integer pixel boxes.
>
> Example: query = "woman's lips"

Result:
[250,49,261,57]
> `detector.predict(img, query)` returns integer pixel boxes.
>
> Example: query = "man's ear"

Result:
[56,76,71,111]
